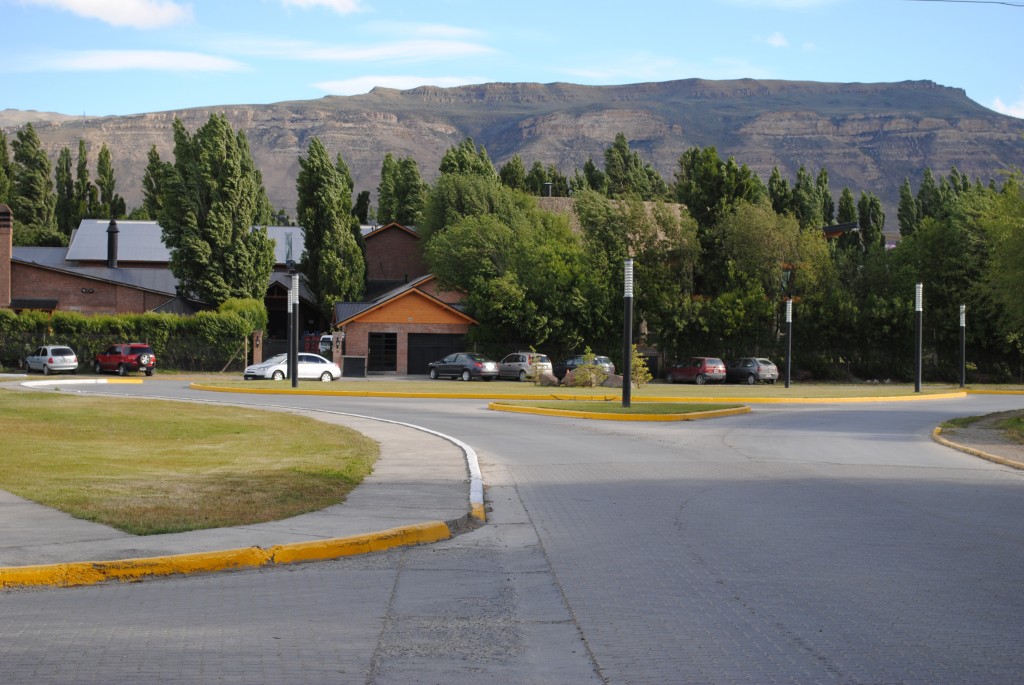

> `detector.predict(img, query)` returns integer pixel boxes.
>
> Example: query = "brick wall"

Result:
[364,226,426,282]
[344,321,470,374]
[12,263,174,314]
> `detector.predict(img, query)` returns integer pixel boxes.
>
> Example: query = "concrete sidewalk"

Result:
[0,407,479,588]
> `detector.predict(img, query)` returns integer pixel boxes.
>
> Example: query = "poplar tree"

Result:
[160,114,276,305]
[377,153,425,226]
[897,177,919,237]
[54,146,76,234]
[10,123,56,231]
[296,138,365,324]
[0,132,11,204]
[95,143,126,219]
[74,140,95,222]
[141,145,170,220]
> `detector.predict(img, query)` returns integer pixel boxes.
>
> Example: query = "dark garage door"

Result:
[407,333,465,375]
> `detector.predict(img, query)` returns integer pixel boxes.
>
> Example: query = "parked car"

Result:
[428,353,499,381]
[726,357,779,385]
[94,343,156,376]
[498,352,553,381]
[318,334,333,355]
[25,345,78,375]
[243,353,341,381]
[553,354,615,380]
[664,357,726,385]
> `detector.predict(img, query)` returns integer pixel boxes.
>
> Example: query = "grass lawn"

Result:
[0,389,378,535]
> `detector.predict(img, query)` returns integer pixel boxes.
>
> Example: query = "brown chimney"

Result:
[0,204,12,308]
[106,218,119,268]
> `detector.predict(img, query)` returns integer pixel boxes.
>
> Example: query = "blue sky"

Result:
[3,0,1023,119]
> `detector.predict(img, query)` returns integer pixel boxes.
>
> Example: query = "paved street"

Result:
[2,384,1023,683]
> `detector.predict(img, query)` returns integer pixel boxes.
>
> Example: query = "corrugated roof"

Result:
[65,220,307,266]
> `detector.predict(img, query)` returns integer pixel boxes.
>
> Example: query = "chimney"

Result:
[106,218,119,268]
[0,204,12,308]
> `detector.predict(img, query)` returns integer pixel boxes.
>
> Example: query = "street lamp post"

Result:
[622,259,633,408]
[915,283,923,393]
[785,298,793,389]
[960,304,966,388]
[286,232,298,388]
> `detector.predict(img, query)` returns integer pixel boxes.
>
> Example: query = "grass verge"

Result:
[0,389,378,535]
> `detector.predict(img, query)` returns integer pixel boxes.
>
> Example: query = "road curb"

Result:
[487,402,750,421]
[931,427,1024,470]
[0,521,452,590]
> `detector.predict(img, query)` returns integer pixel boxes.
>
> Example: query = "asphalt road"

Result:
[2,383,1023,684]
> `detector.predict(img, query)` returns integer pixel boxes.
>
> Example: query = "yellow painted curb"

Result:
[931,427,1024,471]
[0,521,451,589]
[487,402,750,421]
[470,502,486,522]
[965,389,1024,395]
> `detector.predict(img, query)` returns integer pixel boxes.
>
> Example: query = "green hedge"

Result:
[0,307,256,372]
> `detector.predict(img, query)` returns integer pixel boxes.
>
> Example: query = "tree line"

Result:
[1,117,1021,381]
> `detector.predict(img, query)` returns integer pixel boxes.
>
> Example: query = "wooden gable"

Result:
[343,288,476,325]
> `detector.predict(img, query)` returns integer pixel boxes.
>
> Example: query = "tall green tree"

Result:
[141,145,170,220]
[498,154,527,191]
[916,167,942,221]
[296,138,365,324]
[791,166,821,231]
[767,166,792,215]
[438,138,495,177]
[377,153,425,226]
[95,143,126,219]
[0,131,11,204]
[54,146,76,235]
[897,177,919,237]
[857,191,886,248]
[10,123,57,233]
[835,186,863,251]
[73,140,96,223]
[981,172,1024,345]
[352,190,370,224]
[674,146,764,230]
[816,167,834,226]
[603,133,667,200]
[159,115,276,305]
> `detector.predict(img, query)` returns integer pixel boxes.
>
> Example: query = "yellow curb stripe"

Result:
[0,522,451,589]
[931,427,1024,470]
[965,389,1024,395]
[488,403,750,421]
[471,502,486,522]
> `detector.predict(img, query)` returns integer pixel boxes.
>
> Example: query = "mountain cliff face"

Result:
[7,79,1024,219]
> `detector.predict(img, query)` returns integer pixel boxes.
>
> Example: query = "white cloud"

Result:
[28,50,246,72]
[362,22,485,40]
[992,96,1024,119]
[22,0,192,28]
[766,31,789,48]
[281,0,362,13]
[314,75,486,95]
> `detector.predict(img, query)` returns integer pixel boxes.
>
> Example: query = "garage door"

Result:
[407,333,466,375]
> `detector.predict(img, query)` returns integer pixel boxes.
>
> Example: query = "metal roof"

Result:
[66,220,307,266]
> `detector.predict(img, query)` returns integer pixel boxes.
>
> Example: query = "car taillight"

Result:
[47,357,54,363]
[474,361,482,368]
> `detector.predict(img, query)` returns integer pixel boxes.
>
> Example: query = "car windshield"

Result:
[265,354,288,364]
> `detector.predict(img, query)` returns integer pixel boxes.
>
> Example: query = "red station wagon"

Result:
[665,357,727,385]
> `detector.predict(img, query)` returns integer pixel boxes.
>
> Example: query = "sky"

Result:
[2,0,1023,119]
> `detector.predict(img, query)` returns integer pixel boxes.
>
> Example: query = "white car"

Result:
[25,345,79,375]
[243,353,341,382]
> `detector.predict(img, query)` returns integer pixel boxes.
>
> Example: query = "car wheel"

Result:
[695,374,706,385]
[42,365,51,376]
[461,369,471,382]
[429,368,438,380]
[746,374,756,385]
[94,361,102,374]
[320,371,333,382]
[145,368,154,377]
[118,364,128,376]
[272,370,285,381]
[518,369,527,382]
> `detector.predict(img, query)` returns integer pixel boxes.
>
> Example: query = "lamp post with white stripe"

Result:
[959,304,966,388]
[914,283,923,393]
[622,259,633,408]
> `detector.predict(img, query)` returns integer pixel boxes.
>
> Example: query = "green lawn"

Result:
[0,389,378,535]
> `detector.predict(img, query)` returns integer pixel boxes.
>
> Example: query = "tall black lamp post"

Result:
[959,304,966,388]
[286,232,299,388]
[622,258,633,408]
[914,283,923,393]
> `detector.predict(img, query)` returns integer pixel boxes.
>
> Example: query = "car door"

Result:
[26,347,42,371]
[499,353,522,378]
[437,353,459,377]
[296,354,322,379]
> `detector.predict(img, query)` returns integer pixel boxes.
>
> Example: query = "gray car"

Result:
[726,357,779,384]
[25,345,79,375]
[498,352,553,381]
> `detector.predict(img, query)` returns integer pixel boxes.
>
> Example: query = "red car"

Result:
[665,357,726,385]
[94,343,157,376]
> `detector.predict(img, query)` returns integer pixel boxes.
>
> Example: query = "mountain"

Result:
[6,79,1024,222]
